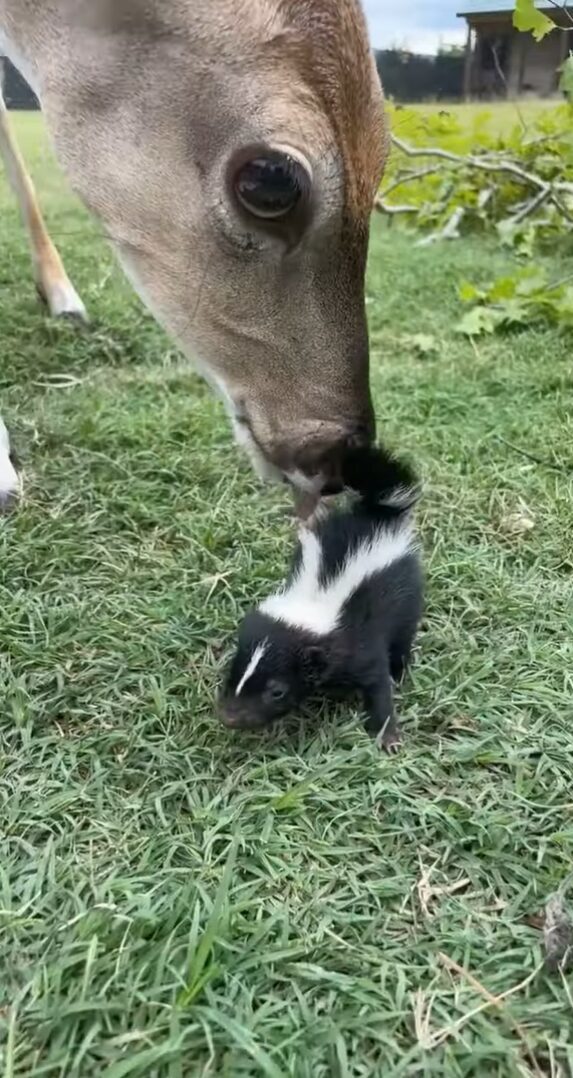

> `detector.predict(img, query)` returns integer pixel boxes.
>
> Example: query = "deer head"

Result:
[14,0,388,495]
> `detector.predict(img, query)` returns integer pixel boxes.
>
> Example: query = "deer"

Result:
[0,0,388,516]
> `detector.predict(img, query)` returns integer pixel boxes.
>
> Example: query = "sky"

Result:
[363,0,467,54]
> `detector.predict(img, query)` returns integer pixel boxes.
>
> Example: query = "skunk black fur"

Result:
[219,444,423,751]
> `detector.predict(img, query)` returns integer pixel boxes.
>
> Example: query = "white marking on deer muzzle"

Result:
[286,469,324,494]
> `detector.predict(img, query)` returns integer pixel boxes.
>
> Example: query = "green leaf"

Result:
[514,270,548,296]
[513,0,556,41]
[554,285,573,322]
[459,281,481,303]
[496,219,539,259]
[407,333,439,356]
[494,298,532,326]
[559,54,573,101]
[456,307,498,337]
[488,275,519,301]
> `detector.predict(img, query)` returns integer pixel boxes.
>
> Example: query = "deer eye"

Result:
[234,152,309,220]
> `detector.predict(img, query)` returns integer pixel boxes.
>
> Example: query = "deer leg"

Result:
[0,79,87,321]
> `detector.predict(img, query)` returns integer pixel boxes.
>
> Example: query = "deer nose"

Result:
[319,435,364,496]
[292,417,375,496]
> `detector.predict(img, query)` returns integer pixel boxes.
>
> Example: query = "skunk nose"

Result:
[219,701,237,727]
[324,420,375,494]
[219,697,247,729]
[346,419,374,448]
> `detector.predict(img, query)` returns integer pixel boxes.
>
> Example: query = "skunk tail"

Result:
[340,444,420,514]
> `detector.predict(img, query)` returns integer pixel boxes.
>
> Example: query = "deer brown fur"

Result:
[0,0,387,507]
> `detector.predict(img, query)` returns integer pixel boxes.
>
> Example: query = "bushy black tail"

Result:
[340,444,420,514]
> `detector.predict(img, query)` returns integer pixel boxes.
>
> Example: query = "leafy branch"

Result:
[376,110,573,248]
[456,267,573,337]
[376,0,573,246]
[376,3,573,334]
[513,0,560,41]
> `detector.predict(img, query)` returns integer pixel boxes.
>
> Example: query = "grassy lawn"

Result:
[386,98,568,174]
[391,99,561,136]
[1,112,573,1076]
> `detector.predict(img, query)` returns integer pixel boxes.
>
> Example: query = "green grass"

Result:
[387,98,566,163]
[1,113,573,1077]
[394,99,561,136]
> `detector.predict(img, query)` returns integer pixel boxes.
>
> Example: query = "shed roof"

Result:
[457,1,568,14]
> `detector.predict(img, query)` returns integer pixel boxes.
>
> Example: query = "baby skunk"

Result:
[219,444,423,752]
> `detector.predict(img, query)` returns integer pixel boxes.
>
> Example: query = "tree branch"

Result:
[380,165,443,199]
[374,199,418,215]
[391,135,548,191]
[546,0,573,27]
[417,206,466,246]
[550,191,573,222]
[511,185,552,223]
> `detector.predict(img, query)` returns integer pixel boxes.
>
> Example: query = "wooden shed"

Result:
[458,1,571,98]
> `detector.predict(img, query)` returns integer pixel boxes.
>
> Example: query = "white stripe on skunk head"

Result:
[235,641,269,696]
[260,521,415,636]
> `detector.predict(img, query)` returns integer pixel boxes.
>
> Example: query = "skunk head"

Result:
[219,611,324,730]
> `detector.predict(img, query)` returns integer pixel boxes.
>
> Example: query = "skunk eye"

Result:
[234,152,309,220]
[268,682,288,702]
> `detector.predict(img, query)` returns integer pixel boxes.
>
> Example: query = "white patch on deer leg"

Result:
[0,417,19,507]
[37,273,88,320]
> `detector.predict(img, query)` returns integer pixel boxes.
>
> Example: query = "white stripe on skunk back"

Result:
[260,521,416,637]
